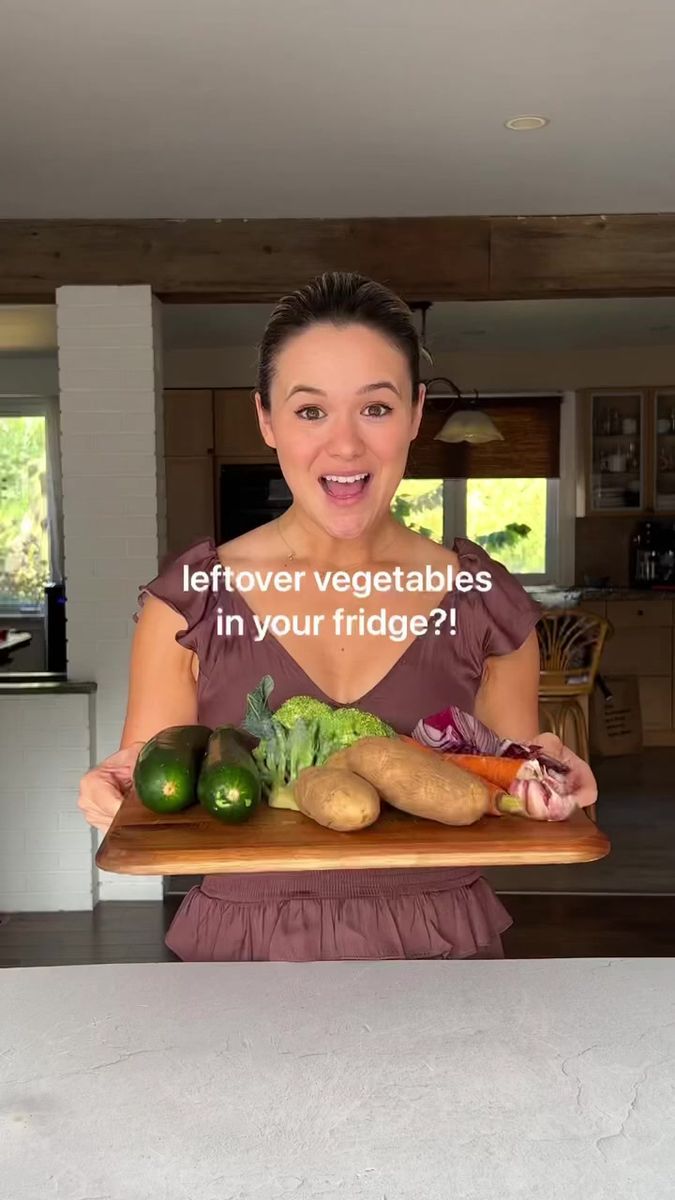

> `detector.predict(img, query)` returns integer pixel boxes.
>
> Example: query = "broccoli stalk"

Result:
[243,677,336,810]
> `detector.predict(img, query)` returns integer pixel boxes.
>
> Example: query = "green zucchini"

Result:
[197,726,261,824]
[133,725,212,813]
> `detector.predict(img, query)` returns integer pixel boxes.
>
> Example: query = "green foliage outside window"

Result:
[467,479,547,574]
[0,416,50,607]
[392,477,547,575]
[391,480,443,542]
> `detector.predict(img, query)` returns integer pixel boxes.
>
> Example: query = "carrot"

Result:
[399,736,524,794]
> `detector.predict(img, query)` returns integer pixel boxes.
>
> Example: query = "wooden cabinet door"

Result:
[577,600,607,618]
[601,626,672,676]
[165,456,215,555]
[639,677,672,730]
[164,390,214,456]
[605,599,673,628]
[214,389,277,461]
[583,387,648,515]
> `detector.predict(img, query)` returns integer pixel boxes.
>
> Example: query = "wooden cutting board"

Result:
[96,788,611,875]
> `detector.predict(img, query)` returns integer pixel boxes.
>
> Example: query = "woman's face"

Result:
[255,322,425,540]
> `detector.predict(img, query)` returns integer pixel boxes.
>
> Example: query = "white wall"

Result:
[56,285,166,903]
[0,692,95,911]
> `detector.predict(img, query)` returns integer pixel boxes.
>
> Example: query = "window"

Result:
[459,478,559,583]
[0,398,62,613]
[392,476,559,582]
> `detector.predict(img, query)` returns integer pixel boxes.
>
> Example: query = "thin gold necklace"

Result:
[275,516,399,568]
[275,518,297,562]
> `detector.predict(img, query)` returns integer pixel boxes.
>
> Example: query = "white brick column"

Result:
[56,286,166,902]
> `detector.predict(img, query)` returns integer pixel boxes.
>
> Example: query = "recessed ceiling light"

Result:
[505,115,550,131]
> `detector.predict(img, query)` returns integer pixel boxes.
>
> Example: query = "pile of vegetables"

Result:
[131,674,397,828]
[132,676,576,833]
[410,705,575,821]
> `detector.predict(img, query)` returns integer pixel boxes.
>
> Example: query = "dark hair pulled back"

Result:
[255,271,425,411]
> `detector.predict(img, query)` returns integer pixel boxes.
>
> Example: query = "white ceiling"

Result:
[2,0,675,218]
[5,298,675,355]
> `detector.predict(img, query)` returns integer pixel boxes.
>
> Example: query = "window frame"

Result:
[0,394,62,617]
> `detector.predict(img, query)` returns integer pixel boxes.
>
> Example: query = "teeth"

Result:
[323,473,369,483]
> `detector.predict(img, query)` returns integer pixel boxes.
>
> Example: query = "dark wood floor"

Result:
[1,894,674,967]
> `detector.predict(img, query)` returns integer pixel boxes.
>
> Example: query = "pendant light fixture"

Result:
[411,302,504,445]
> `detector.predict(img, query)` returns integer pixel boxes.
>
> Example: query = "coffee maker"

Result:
[630,521,675,588]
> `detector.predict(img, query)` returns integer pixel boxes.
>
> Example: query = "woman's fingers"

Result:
[78,743,143,832]
[530,731,598,809]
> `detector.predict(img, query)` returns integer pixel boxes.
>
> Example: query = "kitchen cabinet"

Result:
[163,389,278,555]
[163,387,277,463]
[654,388,675,512]
[163,390,216,553]
[165,456,215,555]
[163,389,214,456]
[580,597,675,744]
[582,387,675,516]
[214,389,277,462]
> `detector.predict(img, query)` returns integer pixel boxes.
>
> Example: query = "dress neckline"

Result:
[228,585,455,708]
[198,535,479,708]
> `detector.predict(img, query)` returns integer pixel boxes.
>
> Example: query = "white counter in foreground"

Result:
[1,959,673,1199]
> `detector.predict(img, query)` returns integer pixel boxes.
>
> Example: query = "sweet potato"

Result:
[293,766,381,831]
[326,737,510,826]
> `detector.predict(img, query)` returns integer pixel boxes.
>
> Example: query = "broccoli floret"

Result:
[274,696,334,729]
[331,708,397,748]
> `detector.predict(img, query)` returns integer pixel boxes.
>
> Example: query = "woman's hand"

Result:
[530,731,598,812]
[78,742,144,834]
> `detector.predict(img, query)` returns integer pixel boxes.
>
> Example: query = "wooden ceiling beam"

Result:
[0,214,674,302]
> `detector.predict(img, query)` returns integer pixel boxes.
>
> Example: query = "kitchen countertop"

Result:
[528,586,674,605]
[1,959,673,1199]
[0,673,96,694]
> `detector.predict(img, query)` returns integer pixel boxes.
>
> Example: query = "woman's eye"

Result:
[296,405,324,421]
[364,403,392,417]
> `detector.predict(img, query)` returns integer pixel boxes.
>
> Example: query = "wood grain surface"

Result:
[2,214,675,301]
[96,789,611,876]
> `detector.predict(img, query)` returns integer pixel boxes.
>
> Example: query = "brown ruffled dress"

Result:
[136,536,541,962]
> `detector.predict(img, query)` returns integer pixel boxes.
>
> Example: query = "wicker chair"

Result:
[537,608,611,822]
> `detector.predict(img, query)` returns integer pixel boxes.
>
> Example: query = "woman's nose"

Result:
[325,415,366,458]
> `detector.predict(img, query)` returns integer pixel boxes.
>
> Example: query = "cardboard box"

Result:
[590,675,643,757]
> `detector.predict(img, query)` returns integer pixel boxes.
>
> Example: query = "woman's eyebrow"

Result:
[285,380,401,400]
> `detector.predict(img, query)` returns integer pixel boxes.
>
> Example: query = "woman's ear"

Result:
[410,382,426,439]
[254,392,277,449]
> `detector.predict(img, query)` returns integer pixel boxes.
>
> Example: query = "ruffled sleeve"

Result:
[453,536,542,665]
[133,538,222,657]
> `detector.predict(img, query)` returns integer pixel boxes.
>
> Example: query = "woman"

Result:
[79,271,596,961]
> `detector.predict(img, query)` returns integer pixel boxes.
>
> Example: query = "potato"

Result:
[293,766,381,831]
[327,737,491,827]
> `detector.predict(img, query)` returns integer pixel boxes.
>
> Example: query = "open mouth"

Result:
[319,472,371,502]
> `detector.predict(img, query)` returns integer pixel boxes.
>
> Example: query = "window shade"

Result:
[406,395,561,479]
